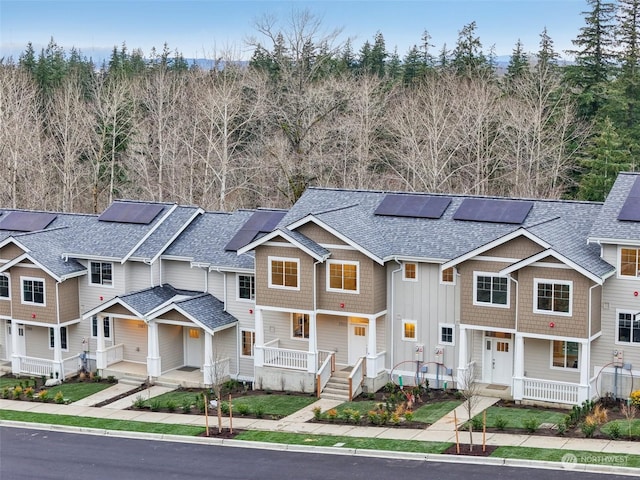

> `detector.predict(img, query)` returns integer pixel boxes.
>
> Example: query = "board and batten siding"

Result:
[162,260,206,291]
[114,318,148,363]
[159,323,183,371]
[316,314,348,364]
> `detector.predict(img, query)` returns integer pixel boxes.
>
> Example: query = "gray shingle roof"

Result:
[116,285,202,316]
[277,187,613,279]
[279,228,330,259]
[173,293,238,331]
[589,172,640,243]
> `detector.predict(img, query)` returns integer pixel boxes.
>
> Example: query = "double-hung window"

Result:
[473,273,509,307]
[241,330,256,357]
[551,340,579,369]
[238,274,255,301]
[617,311,640,345]
[0,274,9,299]
[327,260,359,293]
[91,316,112,340]
[22,277,45,305]
[534,279,572,315]
[269,257,299,289]
[49,326,68,351]
[90,261,113,286]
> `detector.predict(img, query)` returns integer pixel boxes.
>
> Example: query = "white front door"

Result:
[348,321,368,365]
[483,337,512,385]
[184,327,203,367]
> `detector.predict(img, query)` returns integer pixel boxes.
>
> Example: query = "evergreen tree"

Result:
[402,45,423,84]
[35,38,67,97]
[616,0,640,77]
[18,42,37,75]
[387,47,402,79]
[420,30,436,67]
[505,39,529,83]
[536,27,560,72]
[451,22,490,76]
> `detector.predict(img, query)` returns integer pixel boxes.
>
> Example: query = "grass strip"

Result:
[492,446,640,469]
[0,409,205,436]
[234,430,452,453]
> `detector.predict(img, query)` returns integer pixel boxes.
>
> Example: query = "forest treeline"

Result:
[0,0,638,213]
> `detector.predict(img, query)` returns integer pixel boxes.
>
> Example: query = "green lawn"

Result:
[46,382,112,402]
[0,377,36,389]
[475,406,567,429]
[492,446,640,468]
[412,400,462,424]
[331,400,381,416]
[601,419,640,438]
[141,390,202,408]
[231,394,317,417]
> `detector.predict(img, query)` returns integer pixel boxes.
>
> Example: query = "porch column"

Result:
[456,326,468,389]
[203,330,214,385]
[307,312,317,373]
[366,315,377,378]
[254,308,264,367]
[52,326,63,380]
[578,340,590,403]
[10,322,22,374]
[147,321,161,378]
[512,333,525,400]
[95,315,107,370]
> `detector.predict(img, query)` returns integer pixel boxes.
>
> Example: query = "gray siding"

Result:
[114,318,148,363]
[24,325,52,359]
[126,261,153,292]
[78,260,126,314]
[317,314,348,364]
[213,327,237,375]
[159,323,183,371]
[163,260,206,291]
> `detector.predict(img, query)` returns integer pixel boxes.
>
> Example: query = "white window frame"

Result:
[439,323,455,345]
[403,262,418,282]
[401,319,417,341]
[473,272,509,308]
[89,261,114,287]
[616,309,640,346]
[618,246,640,279]
[268,256,300,291]
[326,259,360,294]
[0,273,10,300]
[440,267,456,285]
[237,274,256,301]
[291,312,310,340]
[91,316,112,340]
[21,276,45,306]
[533,279,572,316]
[240,329,256,357]
[49,326,68,352]
[550,340,579,370]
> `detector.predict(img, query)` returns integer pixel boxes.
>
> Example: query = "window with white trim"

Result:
[238,274,255,301]
[403,263,417,281]
[269,257,299,289]
[402,319,417,341]
[0,274,9,299]
[22,277,45,305]
[617,311,640,345]
[440,324,454,345]
[327,260,359,293]
[91,316,112,340]
[620,247,640,277]
[473,273,509,307]
[441,267,455,285]
[292,313,309,339]
[241,329,255,357]
[534,279,572,315]
[49,326,68,351]
[90,261,113,286]
[551,340,579,369]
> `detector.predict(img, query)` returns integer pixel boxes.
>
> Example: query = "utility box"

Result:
[415,343,424,361]
[613,349,624,366]
[434,345,444,362]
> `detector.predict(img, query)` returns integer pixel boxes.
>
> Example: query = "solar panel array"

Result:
[225,210,287,251]
[617,177,640,221]
[98,202,165,225]
[0,211,57,232]
[374,194,452,219]
[453,198,533,224]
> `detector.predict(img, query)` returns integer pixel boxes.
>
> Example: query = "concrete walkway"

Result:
[72,383,142,407]
[428,396,500,431]
[104,385,176,410]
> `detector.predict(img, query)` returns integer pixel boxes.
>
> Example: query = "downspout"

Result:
[390,258,403,372]
[313,259,321,371]
[587,283,598,400]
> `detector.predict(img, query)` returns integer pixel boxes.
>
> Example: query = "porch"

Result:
[10,353,81,380]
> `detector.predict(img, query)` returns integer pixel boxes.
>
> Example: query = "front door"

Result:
[483,336,512,385]
[184,327,203,367]
[348,320,368,365]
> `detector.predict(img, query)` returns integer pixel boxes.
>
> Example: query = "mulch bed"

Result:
[442,444,499,456]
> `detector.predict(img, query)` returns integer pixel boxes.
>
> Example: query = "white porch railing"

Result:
[348,356,366,401]
[373,351,386,374]
[104,343,124,366]
[316,352,335,397]
[62,354,81,378]
[523,377,579,405]
[263,340,308,371]
[18,356,53,377]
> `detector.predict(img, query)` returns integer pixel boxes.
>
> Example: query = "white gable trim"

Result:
[121,204,178,263]
[237,228,330,262]
[499,249,603,285]
[82,297,145,321]
[149,208,204,264]
[0,252,63,282]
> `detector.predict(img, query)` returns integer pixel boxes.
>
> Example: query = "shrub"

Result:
[181,399,192,413]
[220,401,230,415]
[404,410,414,422]
[107,376,117,384]
[254,405,265,418]
[494,415,508,431]
[312,406,322,421]
[2,387,10,399]
[367,408,389,426]
[630,390,640,407]
[522,416,541,433]
[132,395,146,409]
[326,408,338,420]
[23,387,35,399]
[12,386,22,399]
[37,390,49,402]
[93,375,102,383]
[581,417,598,438]
[606,421,622,439]
[54,391,65,404]
[236,403,250,416]
[383,381,396,394]
[471,416,483,430]
[195,394,205,414]
[150,399,162,412]
[591,404,608,424]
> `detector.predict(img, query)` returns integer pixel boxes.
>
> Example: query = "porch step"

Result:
[119,377,145,386]
[320,373,352,401]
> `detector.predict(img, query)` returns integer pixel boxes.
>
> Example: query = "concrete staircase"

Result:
[320,369,351,401]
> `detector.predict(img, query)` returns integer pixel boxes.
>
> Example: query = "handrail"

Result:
[316,352,335,397]
[348,356,366,401]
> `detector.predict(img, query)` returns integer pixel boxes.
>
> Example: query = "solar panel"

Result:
[225,210,287,251]
[0,211,57,232]
[618,177,640,221]
[374,194,452,219]
[98,202,165,224]
[453,198,533,224]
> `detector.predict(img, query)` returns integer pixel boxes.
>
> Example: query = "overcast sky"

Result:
[0,0,588,62]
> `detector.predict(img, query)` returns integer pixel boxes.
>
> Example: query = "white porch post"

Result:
[254,308,264,367]
[203,330,214,385]
[11,322,22,374]
[578,340,590,403]
[457,326,468,389]
[512,333,525,400]
[95,315,107,370]
[307,312,317,373]
[366,315,377,378]
[147,321,161,378]
[52,326,63,380]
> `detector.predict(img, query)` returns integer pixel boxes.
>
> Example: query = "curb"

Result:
[1,420,638,476]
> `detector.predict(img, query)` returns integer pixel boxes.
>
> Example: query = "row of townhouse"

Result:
[1,173,639,406]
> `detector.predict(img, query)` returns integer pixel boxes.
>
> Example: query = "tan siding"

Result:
[317,314,348,364]
[162,260,205,291]
[484,237,544,259]
[114,318,148,363]
[0,319,7,360]
[59,278,80,322]
[523,337,581,383]
[0,244,26,261]
[11,266,57,324]
[591,285,601,336]
[297,223,347,245]
[104,304,137,317]
[159,324,183,371]
[213,328,237,374]
[0,298,10,317]
[517,265,591,338]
